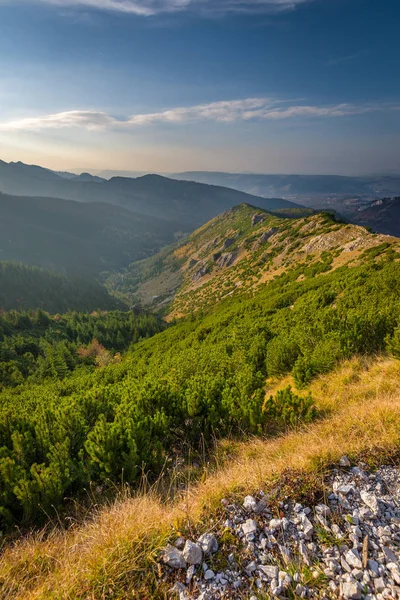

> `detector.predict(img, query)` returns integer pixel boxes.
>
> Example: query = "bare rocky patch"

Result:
[162,460,400,599]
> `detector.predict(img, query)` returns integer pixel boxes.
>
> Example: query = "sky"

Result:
[0,0,399,175]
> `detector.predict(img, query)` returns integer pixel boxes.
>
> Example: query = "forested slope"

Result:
[0,262,121,312]
[0,192,179,276]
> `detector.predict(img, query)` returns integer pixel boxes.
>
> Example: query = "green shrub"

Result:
[263,386,317,430]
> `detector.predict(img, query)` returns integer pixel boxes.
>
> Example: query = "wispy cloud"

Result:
[327,50,368,67]
[0,0,313,16]
[0,99,396,132]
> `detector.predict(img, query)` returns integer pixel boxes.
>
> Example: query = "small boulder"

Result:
[345,548,363,570]
[174,536,186,550]
[243,495,258,512]
[162,545,186,569]
[342,581,361,599]
[242,519,258,535]
[182,540,203,565]
[260,565,279,580]
[360,490,379,514]
[204,569,215,580]
[269,518,282,531]
[198,533,219,554]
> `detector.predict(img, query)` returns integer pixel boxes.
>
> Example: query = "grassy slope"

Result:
[107,204,399,318]
[1,355,400,599]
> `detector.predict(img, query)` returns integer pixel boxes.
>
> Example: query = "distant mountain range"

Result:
[171,171,400,198]
[0,160,298,229]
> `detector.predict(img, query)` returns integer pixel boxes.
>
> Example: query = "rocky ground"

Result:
[161,458,400,599]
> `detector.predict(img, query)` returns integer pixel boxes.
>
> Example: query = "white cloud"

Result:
[0,110,117,131]
[0,0,313,16]
[0,99,395,132]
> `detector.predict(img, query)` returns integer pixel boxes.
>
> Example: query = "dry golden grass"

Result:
[1,356,400,599]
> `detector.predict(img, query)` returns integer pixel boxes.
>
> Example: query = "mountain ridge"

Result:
[108,203,399,319]
[0,159,299,228]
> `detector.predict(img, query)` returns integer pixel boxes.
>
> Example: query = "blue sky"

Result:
[0,0,399,174]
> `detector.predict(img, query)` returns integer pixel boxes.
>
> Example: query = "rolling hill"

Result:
[108,203,399,318]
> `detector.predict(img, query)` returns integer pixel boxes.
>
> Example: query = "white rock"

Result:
[271,583,283,596]
[387,563,400,584]
[186,565,196,584]
[341,556,352,573]
[345,549,363,569]
[246,561,257,574]
[260,565,279,580]
[342,581,361,599]
[242,519,258,535]
[295,584,305,596]
[360,490,380,513]
[374,577,386,592]
[162,545,186,569]
[299,541,311,565]
[269,518,282,531]
[301,515,314,539]
[171,582,189,600]
[315,504,331,517]
[204,569,215,581]
[243,495,258,511]
[183,540,202,565]
[352,569,364,580]
[197,533,219,554]
[279,571,292,587]
[336,484,354,496]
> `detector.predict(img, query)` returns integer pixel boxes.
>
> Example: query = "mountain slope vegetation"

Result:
[0,227,400,527]
[108,203,398,318]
